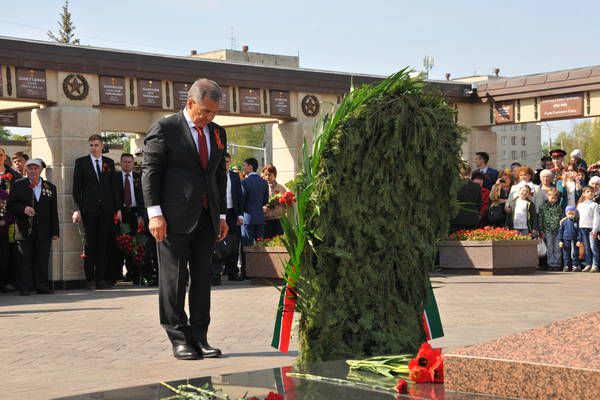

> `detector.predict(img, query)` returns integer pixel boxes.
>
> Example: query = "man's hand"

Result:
[559,241,564,248]
[217,219,229,241]
[149,216,167,242]
[237,216,243,226]
[72,210,81,223]
[116,210,123,223]
[52,236,59,241]
[24,206,36,217]
[576,241,583,247]
[137,216,145,230]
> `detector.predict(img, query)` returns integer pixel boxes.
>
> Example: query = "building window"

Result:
[502,150,508,160]
[511,136,516,145]
[521,125,527,131]
[521,151,527,159]
[501,136,507,145]
[521,137,527,146]
[502,125,507,131]
[512,150,518,160]
[511,125,518,131]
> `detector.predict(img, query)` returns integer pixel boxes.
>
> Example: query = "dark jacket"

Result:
[506,198,539,233]
[241,173,269,225]
[117,170,146,219]
[229,170,243,217]
[451,179,482,230]
[72,155,121,214]
[7,177,59,240]
[142,111,227,235]
[479,167,499,191]
[557,217,583,242]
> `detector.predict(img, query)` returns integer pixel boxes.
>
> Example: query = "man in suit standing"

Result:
[111,153,146,283]
[223,153,244,281]
[143,79,228,361]
[72,134,122,290]
[7,158,59,295]
[474,151,499,191]
[240,158,269,278]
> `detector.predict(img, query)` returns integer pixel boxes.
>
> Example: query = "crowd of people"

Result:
[453,149,600,272]
[0,134,287,294]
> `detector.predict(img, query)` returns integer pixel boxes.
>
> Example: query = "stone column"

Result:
[31,106,101,287]
[271,121,314,184]
[462,126,498,169]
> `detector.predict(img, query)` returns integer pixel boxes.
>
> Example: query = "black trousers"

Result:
[223,208,241,276]
[0,235,9,287]
[158,208,215,346]
[82,211,113,282]
[16,237,51,291]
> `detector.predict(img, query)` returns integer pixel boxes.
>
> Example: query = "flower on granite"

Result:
[408,342,444,384]
[395,378,408,394]
[265,392,283,400]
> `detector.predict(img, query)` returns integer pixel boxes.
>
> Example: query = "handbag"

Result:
[487,204,505,223]
[537,239,547,257]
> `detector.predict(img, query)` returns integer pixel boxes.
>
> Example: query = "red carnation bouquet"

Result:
[115,220,148,266]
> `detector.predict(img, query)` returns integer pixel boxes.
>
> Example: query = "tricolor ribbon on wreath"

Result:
[271,284,297,353]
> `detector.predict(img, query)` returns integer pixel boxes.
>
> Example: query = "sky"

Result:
[2,0,599,140]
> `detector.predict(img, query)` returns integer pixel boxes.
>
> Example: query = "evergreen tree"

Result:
[296,72,463,363]
[47,0,80,45]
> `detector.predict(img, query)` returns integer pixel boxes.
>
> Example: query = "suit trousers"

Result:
[82,211,113,282]
[224,208,241,275]
[16,237,51,291]
[158,208,215,346]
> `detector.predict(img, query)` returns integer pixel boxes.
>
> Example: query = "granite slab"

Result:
[445,311,600,399]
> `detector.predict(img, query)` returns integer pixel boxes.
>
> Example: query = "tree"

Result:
[226,124,266,168]
[0,127,11,140]
[552,118,600,164]
[47,0,80,45]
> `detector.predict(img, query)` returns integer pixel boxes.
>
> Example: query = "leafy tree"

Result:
[226,124,266,168]
[47,0,80,45]
[0,127,10,140]
[552,118,600,164]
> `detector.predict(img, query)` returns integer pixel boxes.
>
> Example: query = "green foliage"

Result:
[226,124,266,168]
[552,118,600,163]
[0,127,10,140]
[296,70,463,364]
[47,0,80,45]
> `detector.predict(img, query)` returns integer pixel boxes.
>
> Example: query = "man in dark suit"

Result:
[72,134,122,290]
[7,158,59,295]
[474,151,499,191]
[110,153,146,283]
[240,158,269,278]
[450,164,482,232]
[143,78,228,361]
[223,153,244,281]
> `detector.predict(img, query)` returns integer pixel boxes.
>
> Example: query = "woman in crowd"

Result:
[539,169,556,201]
[262,164,286,238]
[488,170,512,227]
[509,166,544,211]
[510,162,522,183]
[557,164,583,211]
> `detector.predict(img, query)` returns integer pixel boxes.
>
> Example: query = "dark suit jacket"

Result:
[7,177,59,240]
[480,167,499,191]
[72,155,121,214]
[117,170,146,219]
[142,111,227,235]
[241,173,269,225]
[451,179,482,229]
[229,170,243,217]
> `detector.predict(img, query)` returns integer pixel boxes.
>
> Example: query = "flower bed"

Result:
[440,227,537,275]
[245,236,290,280]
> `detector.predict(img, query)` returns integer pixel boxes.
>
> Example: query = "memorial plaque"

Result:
[99,76,126,105]
[540,93,584,120]
[173,82,192,110]
[494,101,514,124]
[16,68,46,99]
[137,79,162,108]
[218,86,230,112]
[0,113,17,126]
[239,88,261,114]
[0,67,3,97]
[269,90,290,116]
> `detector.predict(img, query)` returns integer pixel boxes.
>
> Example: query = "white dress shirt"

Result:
[30,178,42,201]
[90,154,102,181]
[122,171,137,207]
[147,108,225,220]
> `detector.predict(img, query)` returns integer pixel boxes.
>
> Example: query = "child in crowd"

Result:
[558,205,583,272]
[538,188,564,271]
[506,184,538,237]
[577,185,600,272]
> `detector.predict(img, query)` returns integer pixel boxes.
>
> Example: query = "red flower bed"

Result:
[448,226,530,241]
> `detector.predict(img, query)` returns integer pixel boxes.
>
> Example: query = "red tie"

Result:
[194,126,209,209]
[123,173,132,207]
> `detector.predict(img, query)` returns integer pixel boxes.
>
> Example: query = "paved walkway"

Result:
[1,272,598,399]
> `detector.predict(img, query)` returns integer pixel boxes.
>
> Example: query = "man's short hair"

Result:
[475,152,490,164]
[510,162,522,169]
[471,171,485,181]
[12,151,29,161]
[225,152,231,159]
[188,79,222,103]
[120,153,134,160]
[88,134,103,143]
[540,155,552,163]
[244,158,258,172]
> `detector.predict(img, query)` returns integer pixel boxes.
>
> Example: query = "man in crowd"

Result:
[7,158,59,295]
[450,163,482,232]
[473,151,498,191]
[11,152,29,177]
[72,134,122,290]
[111,153,146,283]
[143,78,228,360]
[533,155,553,185]
[240,157,269,279]
[550,149,567,182]
[223,153,243,281]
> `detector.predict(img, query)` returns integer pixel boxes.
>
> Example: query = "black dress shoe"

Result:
[19,291,31,296]
[196,342,222,358]
[36,288,54,294]
[211,275,222,286]
[96,280,113,289]
[228,274,243,281]
[172,344,200,360]
[85,281,96,290]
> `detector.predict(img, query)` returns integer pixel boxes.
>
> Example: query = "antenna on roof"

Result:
[229,27,237,50]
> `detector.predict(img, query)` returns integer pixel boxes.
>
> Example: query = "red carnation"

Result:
[395,379,408,394]
[1,172,13,181]
[265,392,283,400]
